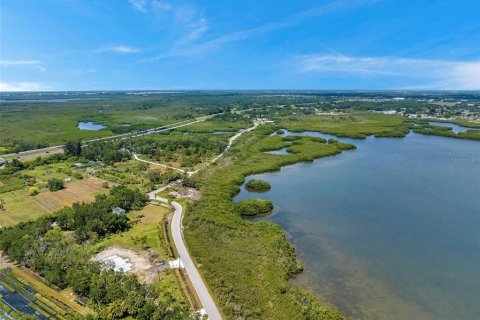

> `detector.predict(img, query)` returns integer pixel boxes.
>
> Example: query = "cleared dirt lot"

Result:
[93,247,166,283]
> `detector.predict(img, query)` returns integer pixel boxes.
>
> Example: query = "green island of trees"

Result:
[236,198,273,216]
[245,179,271,192]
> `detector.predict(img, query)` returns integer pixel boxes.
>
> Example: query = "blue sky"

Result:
[1,0,479,90]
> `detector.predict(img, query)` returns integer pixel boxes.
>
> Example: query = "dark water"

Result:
[235,131,480,320]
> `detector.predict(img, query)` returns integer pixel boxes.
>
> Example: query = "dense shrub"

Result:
[47,178,65,191]
[235,198,273,216]
[245,179,271,192]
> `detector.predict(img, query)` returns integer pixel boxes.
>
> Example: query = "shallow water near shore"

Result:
[428,121,479,133]
[235,131,480,319]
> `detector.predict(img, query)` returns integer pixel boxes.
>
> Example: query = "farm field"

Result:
[0,266,92,319]
[0,177,108,227]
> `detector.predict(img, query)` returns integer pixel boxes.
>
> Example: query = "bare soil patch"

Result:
[32,177,105,212]
[93,247,166,283]
[169,187,201,200]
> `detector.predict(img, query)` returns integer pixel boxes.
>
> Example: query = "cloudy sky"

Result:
[1,0,479,91]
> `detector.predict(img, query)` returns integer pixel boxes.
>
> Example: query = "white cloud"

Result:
[151,0,172,19]
[145,0,378,60]
[180,18,208,44]
[129,0,146,12]
[68,68,97,76]
[294,54,480,90]
[96,45,142,54]
[0,82,50,92]
[0,60,46,72]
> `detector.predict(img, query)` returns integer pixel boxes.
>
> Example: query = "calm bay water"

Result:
[235,131,480,320]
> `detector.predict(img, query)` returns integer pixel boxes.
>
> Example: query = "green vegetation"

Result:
[2,91,479,320]
[412,125,480,140]
[277,113,409,139]
[0,154,76,194]
[0,267,89,319]
[0,185,192,319]
[95,204,187,307]
[47,178,65,191]
[245,179,271,192]
[54,185,146,243]
[82,141,131,164]
[235,198,273,216]
[184,126,354,319]
[180,113,252,133]
[131,132,228,170]
[65,140,83,157]
[0,93,231,153]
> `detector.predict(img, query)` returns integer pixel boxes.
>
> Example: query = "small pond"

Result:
[77,121,106,130]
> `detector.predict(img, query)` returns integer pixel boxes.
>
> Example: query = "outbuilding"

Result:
[112,207,126,215]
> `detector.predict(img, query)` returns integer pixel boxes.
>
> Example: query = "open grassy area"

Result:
[96,160,154,191]
[96,204,170,256]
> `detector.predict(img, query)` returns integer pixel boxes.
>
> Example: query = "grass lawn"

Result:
[96,204,170,256]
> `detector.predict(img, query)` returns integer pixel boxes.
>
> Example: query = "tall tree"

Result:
[64,140,82,157]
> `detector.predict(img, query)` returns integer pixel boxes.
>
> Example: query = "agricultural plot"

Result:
[0,268,86,319]
[0,178,107,227]
[32,177,106,212]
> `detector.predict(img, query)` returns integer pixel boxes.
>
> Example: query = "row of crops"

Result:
[0,268,78,319]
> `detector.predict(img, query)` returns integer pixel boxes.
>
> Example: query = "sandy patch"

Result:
[136,116,158,120]
[169,187,201,201]
[93,247,166,283]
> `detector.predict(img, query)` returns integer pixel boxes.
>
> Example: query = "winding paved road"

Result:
[147,189,222,320]
[144,123,258,320]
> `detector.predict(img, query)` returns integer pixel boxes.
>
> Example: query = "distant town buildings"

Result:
[256,118,275,124]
